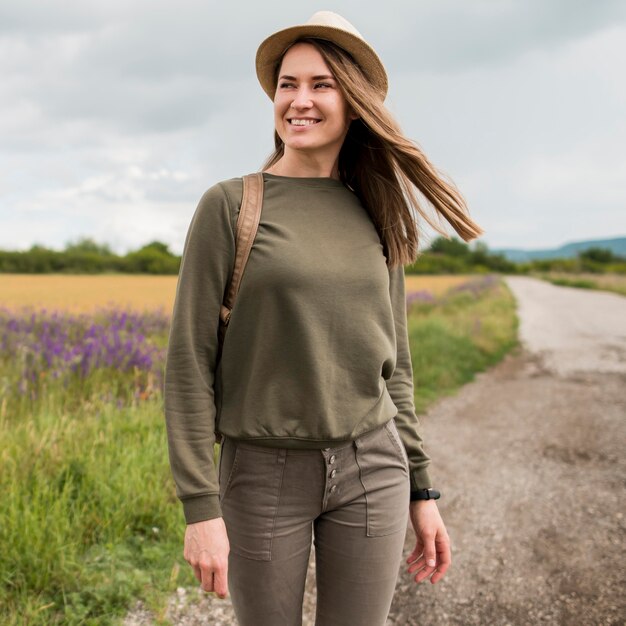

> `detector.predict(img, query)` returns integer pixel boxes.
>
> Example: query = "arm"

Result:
[387,264,452,584]
[164,183,236,524]
[386,263,432,490]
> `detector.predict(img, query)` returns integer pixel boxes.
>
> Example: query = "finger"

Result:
[192,564,202,583]
[407,554,436,581]
[415,566,435,583]
[430,558,451,584]
[413,563,436,584]
[200,569,215,593]
[430,565,448,584]
[213,561,229,599]
[437,542,452,569]
[406,540,424,564]
[429,556,451,584]
[421,531,437,569]
[407,555,426,574]
[429,539,452,584]
[406,550,419,564]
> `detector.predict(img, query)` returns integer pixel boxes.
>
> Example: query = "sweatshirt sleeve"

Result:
[386,263,433,490]
[164,182,236,524]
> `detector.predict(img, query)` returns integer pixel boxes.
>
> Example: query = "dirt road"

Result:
[126,276,626,625]
[388,276,626,625]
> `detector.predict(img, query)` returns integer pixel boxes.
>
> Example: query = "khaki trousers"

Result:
[218,418,411,626]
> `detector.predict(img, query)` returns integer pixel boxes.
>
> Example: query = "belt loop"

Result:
[278,448,287,463]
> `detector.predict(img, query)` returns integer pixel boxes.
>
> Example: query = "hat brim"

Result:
[255,24,388,101]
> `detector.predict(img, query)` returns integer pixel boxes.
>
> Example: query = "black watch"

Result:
[410,488,441,501]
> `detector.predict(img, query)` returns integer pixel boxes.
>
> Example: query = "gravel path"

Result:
[125,276,626,625]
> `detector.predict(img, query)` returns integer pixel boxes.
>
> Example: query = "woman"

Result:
[164,11,483,626]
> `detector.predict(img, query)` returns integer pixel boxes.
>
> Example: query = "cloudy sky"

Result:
[1,0,625,255]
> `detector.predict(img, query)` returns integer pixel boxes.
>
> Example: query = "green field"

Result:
[0,274,518,624]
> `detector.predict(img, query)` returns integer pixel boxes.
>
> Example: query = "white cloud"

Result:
[388,20,626,249]
[1,1,625,255]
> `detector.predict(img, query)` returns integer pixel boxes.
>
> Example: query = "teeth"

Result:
[290,119,319,126]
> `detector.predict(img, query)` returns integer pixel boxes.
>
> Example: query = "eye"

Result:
[315,82,333,89]
[279,82,296,88]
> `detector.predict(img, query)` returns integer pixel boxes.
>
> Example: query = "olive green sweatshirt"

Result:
[164,172,432,524]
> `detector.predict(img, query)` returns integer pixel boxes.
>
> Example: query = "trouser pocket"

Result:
[384,417,410,470]
[219,440,286,561]
[355,421,410,537]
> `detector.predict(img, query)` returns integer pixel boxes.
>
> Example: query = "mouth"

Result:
[287,118,322,127]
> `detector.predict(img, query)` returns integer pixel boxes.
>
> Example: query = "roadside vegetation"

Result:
[2,236,625,300]
[0,272,517,625]
[530,270,626,297]
[0,240,180,275]
[524,248,626,297]
[406,274,518,412]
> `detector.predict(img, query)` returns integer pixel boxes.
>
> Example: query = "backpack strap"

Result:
[219,172,264,332]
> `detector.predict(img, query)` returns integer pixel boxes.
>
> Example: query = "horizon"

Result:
[3,233,625,256]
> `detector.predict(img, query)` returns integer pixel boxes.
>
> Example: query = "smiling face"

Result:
[273,42,358,162]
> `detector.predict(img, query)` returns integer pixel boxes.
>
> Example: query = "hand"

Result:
[183,517,230,598]
[406,500,451,584]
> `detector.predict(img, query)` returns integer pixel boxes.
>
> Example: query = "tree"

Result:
[429,236,470,258]
[578,247,616,264]
[124,241,179,274]
[64,237,113,256]
[136,241,176,257]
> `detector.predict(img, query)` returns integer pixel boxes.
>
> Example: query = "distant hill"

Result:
[491,236,626,262]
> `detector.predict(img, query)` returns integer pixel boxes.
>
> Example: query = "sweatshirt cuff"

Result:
[410,467,433,491]
[182,494,222,524]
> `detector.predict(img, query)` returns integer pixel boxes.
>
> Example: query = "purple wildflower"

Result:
[446,274,499,299]
[406,290,436,309]
[0,305,170,402]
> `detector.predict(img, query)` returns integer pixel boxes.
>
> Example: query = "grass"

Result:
[532,271,626,297]
[407,277,518,412]
[0,274,519,624]
[0,397,198,625]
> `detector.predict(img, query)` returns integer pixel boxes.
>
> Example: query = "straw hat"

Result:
[255,11,388,101]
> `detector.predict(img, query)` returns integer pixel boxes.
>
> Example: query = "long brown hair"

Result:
[260,37,484,268]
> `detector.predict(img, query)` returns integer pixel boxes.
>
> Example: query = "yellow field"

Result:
[0,274,178,313]
[0,273,470,313]
[405,274,471,295]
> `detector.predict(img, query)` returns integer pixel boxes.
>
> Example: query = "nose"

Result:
[290,87,314,109]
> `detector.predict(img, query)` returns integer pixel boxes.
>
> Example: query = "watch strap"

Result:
[410,488,441,501]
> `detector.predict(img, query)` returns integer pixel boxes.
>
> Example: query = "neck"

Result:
[267,150,340,179]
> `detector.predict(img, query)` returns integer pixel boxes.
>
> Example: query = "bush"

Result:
[0,241,181,275]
